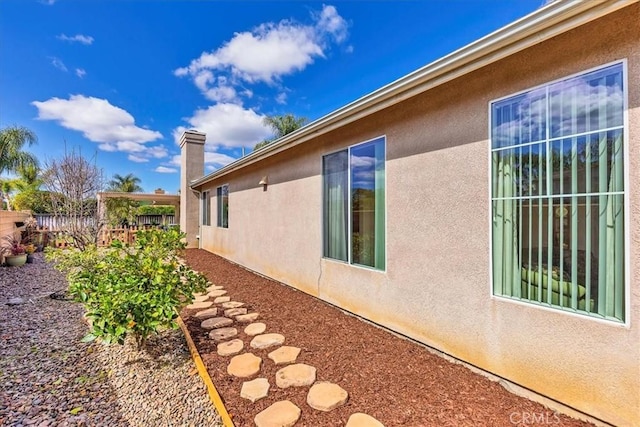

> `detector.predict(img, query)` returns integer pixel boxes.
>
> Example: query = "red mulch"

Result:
[182,249,593,427]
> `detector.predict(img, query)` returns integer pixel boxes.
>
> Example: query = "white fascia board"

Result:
[190,0,636,189]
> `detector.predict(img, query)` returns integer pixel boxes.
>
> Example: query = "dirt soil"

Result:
[182,249,593,427]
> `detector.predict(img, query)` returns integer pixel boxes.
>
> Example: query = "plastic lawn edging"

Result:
[177,316,235,427]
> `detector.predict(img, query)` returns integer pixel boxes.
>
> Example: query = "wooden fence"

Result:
[34,214,175,230]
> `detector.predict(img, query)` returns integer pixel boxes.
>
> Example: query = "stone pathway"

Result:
[191,283,385,426]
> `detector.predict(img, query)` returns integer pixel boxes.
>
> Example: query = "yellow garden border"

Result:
[177,316,235,427]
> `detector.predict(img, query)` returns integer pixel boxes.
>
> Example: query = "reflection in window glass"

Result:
[217,185,228,228]
[201,191,210,226]
[491,63,625,321]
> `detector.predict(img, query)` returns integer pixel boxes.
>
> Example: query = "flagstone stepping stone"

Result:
[346,413,385,427]
[275,364,316,388]
[244,322,266,336]
[209,327,238,342]
[254,400,301,427]
[214,296,231,303]
[207,284,224,292]
[201,317,233,329]
[186,301,213,310]
[193,294,209,303]
[194,307,218,319]
[227,353,262,378]
[250,333,285,349]
[208,290,227,297]
[240,378,270,403]
[221,301,244,309]
[217,339,244,356]
[236,313,259,323]
[224,307,247,317]
[307,382,348,411]
[268,346,301,365]
[193,292,204,297]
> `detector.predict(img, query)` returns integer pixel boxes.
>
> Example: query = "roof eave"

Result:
[190,0,635,189]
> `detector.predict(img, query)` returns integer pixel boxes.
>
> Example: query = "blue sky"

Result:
[1,0,544,193]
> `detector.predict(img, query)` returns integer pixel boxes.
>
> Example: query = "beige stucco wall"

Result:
[196,5,640,425]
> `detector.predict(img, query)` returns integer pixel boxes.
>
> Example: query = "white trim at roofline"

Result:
[190,0,636,189]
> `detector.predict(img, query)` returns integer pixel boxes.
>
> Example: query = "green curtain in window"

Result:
[374,140,385,270]
[323,152,348,261]
[492,151,521,296]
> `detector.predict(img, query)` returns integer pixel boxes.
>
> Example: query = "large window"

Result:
[491,62,625,321]
[217,184,229,228]
[201,191,210,226]
[323,137,385,270]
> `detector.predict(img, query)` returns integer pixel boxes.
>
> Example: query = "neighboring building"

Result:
[180,1,640,425]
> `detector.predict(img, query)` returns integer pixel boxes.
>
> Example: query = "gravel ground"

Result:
[0,253,222,427]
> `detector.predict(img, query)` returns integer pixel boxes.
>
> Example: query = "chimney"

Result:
[179,130,205,248]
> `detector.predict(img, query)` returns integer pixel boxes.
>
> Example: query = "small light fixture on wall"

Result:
[259,176,268,191]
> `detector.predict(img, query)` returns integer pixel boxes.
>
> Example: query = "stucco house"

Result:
[179,1,640,425]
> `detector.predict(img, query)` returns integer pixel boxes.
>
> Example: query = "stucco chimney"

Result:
[179,130,205,248]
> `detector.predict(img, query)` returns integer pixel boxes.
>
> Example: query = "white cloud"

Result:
[128,154,149,163]
[173,103,271,149]
[205,151,236,168]
[175,4,349,100]
[75,68,86,78]
[275,92,287,105]
[41,0,56,5]
[57,34,94,45]
[155,166,178,173]
[50,57,67,72]
[32,95,166,161]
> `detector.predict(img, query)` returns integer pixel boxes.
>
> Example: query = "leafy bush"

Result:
[47,228,208,349]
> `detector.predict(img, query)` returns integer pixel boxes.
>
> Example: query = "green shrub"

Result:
[47,228,208,349]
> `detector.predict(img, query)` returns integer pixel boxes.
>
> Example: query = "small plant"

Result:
[24,244,35,255]
[47,228,209,350]
[3,235,26,256]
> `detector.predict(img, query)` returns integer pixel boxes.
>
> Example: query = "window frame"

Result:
[487,59,630,325]
[216,184,229,228]
[321,135,387,272]
[201,190,210,226]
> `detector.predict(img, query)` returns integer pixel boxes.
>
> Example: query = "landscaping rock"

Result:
[193,294,209,302]
[227,353,262,378]
[235,313,259,323]
[209,327,238,342]
[244,322,266,336]
[206,284,224,292]
[201,317,233,329]
[268,346,301,365]
[240,378,270,403]
[254,400,301,427]
[346,413,385,427]
[6,297,25,306]
[213,296,231,303]
[275,364,316,388]
[250,333,285,349]
[224,307,247,317]
[221,301,244,309]
[185,301,213,310]
[194,307,218,319]
[307,382,348,411]
[217,339,244,356]
[207,290,227,297]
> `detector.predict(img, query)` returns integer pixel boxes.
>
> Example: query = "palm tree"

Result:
[0,126,39,210]
[254,114,308,150]
[107,173,143,193]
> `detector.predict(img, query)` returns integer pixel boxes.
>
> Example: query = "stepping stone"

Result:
[268,346,301,365]
[208,290,227,297]
[227,353,262,378]
[194,308,218,319]
[193,294,209,303]
[250,333,285,349]
[209,327,238,342]
[207,284,224,292]
[240,378,270,403]
[244,322,266,336]
[193,292,204,297]
[236,313,259,323]
[346,413,385,427]
[224,307,247,317]
[221,301,244,309]
[186,301,213,310]
[254,400,301,427]
[214,296,231,303]
[307,382,348,411]
[217,339,244,356]
[201,317,233,329]
[275,364,316,388]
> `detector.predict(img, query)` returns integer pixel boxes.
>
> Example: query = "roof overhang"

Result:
[190,0,636,189]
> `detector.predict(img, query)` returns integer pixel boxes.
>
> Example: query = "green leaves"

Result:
[49,229,209,351]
